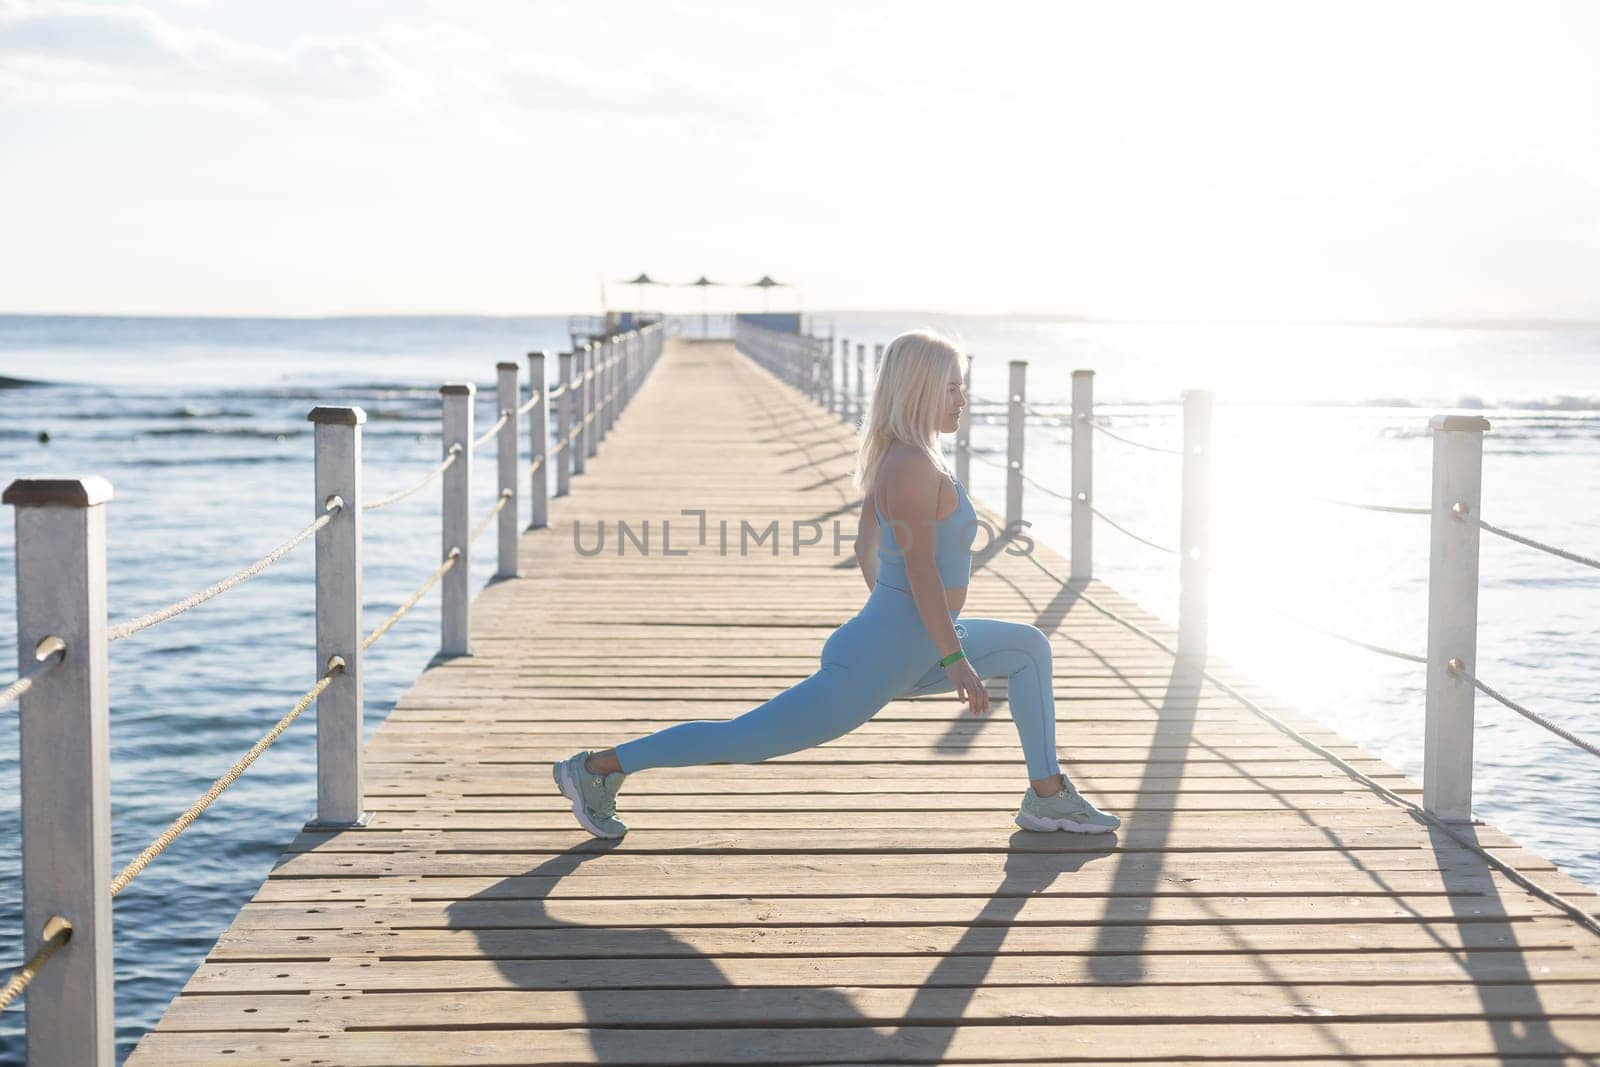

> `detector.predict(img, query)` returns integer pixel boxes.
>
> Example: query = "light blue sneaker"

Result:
[1014,778,1120,833]
[552,750,627,839]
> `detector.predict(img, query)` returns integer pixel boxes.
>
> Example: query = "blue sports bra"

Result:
[873,476,978,591]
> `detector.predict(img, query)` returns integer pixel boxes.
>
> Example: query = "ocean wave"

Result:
[143,426,304,439]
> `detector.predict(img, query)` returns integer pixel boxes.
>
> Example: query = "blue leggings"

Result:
[614,581,1062,781]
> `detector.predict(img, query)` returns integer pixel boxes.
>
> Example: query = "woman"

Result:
[553,329,1120,839]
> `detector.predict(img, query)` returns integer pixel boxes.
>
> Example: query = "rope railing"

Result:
[0,916,71,1013]
[108,663,343,896]
[0,324,672,1053]
[363,443,462,511]
[1086,501,1180,556]
[471,489,512,543]
[472,410,510,452]
[1078,413,1185,456]
[1207,565,1429,666]
[1450,661,1600,760]
[0,637,66,710]
[1022,400,1071,427]
[1299,494,1430,516]
[968,449,1011,471]
[107,503,340,642]
[361,548,460,651]
[1472,514,1600,572]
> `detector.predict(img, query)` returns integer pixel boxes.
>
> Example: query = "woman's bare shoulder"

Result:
[876,444,942,517]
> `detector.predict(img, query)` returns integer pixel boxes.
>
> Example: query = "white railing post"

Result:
[306,407,368,829]
[873,343,884,393]
[620,334,633,413]
[585,340,600,461]
[854,343,866,426]
[1178,390,1213,661]
[823,335,835,414]
[440,383,474,657]
[527,350,550,528]
[1424,414,1490,823]
[571,345,588,476]
[1006,360,1026,533]
[496,362,519,579]
[1070,370,1094,581]
[598,339,610,436]
[955,354,973,488]
[556,351,573,497]
[836,337,848,420]
[4,476,115,1067]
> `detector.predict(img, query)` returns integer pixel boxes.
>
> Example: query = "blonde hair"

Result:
[852,328,966,494]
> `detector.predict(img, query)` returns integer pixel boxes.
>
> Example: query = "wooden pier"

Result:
[122,338,1600,1064]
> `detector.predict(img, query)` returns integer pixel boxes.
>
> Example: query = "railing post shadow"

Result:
[556,351,573,497]
[1424,414,1490,823]
[495,362,519,579]
[1006,360,1026,534]
[4,476,116,1067]
[1178,390,1213,662]
[1070,369,1094,581]
[527,350,550,528]
[306,406,369,829]
[440,384,474,657]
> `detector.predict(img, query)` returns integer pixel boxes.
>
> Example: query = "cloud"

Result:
[0,0,396,99]
[500,61,764,135]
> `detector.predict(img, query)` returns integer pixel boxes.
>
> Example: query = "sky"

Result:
[1,0,1597,321]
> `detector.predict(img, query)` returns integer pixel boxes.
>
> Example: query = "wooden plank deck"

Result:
[128,339,1600,1065]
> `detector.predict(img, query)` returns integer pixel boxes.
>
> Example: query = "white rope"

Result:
[1018,468,1073,502]
[110,665,341,896]
[0,641,65,709]
[364,444,461,511]
[1304,494,1430,516]
[1473,516,1600,573]
[1078,414,1184,456]
[1087,502,1180,555]
[1451,663,1600,760]
[515,389,542,416]
[0,917,71,1012]
[1209,574,1428,665]
[968,449,1010,471]
[471,489,512,543]
[472,410,510,452]
[362,549,459,651]
[1022,401,1072,427]
[108,506,338,642]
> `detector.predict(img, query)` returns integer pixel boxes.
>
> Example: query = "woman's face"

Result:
[938,361,966,434]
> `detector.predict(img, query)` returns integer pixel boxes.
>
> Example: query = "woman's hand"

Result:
[944,658,989,716]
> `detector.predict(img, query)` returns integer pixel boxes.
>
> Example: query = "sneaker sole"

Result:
[553,760,626,840]
[1014,811,1118,834]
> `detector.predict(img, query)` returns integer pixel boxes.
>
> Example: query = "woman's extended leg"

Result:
[604,601,927,775]
[900,617,1061,782]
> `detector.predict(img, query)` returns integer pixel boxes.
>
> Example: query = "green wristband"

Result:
[938,648,966,668]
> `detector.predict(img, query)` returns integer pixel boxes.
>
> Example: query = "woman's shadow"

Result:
[446,832,1113,1062]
